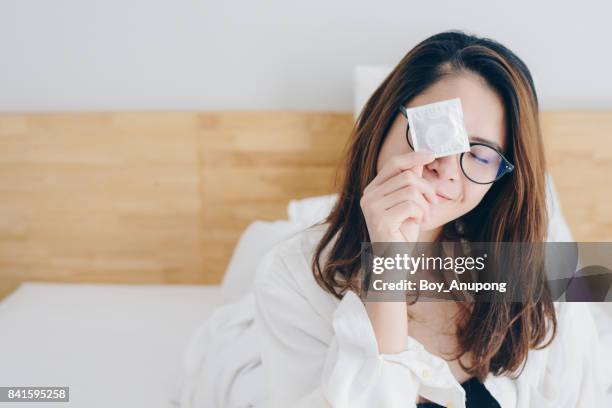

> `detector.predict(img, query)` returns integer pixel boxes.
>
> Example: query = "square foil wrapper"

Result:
[405,97,470,158]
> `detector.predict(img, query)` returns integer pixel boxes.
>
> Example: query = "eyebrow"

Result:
[469,136,503,152]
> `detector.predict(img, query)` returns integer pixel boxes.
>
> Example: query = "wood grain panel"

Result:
[0,112,353,299]
[541,112,612,241]
[0,111,609,299]
[198,112,351,283]
[0,113,205,298]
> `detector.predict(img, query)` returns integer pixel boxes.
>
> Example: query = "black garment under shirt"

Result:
[416,376,501,408]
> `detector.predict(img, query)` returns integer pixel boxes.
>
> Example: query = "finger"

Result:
[365,151,435,193]
[370,170,438,205]
[385,201,425,226]
[369,151,435,189]
[376,186,432,219]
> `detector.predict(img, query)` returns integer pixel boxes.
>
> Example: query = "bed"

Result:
[1,67,611,406]
[0,201,331,408]
[0,283,223,408]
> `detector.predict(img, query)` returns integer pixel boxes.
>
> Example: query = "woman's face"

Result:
[377,71,507,233]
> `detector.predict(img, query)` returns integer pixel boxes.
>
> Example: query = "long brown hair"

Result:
[312,30,556,381]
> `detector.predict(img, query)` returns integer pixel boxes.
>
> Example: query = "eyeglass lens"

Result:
[405,122,505,184]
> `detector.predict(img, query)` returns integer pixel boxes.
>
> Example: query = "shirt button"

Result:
[422,366,432,378]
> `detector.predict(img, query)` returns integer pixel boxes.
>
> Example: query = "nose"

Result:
[426,154,461,181]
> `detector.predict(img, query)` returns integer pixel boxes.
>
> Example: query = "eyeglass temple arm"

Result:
[398,105,408,118]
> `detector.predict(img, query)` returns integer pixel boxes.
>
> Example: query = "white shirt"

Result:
[252,224,609,408]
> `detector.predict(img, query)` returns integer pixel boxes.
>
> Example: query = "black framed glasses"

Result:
[398,106,514,185]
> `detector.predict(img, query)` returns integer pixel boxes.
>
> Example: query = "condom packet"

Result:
[405,97,470,158]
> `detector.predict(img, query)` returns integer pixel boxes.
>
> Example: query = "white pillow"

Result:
[545,173,574,242]
[221,220,309,303]
[286,194,337,227]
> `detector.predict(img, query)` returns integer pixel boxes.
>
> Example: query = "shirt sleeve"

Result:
[532,302,608,407]
[253,245,466,408]
[568,303,608,405]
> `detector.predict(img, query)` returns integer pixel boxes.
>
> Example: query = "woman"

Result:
[253,31,605,407]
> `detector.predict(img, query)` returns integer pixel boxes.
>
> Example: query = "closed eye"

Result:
[468,152,490,164]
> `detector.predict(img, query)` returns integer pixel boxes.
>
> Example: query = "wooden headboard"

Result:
[0,111,610,299]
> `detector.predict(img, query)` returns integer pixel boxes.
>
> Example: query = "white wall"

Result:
[0,0,610,112]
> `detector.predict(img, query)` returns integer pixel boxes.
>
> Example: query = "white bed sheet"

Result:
[0,282,223,408]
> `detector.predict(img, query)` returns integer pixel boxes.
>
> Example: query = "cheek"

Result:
[420,181,492,231]
[455,184,491,213]
[431,183,490,223]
